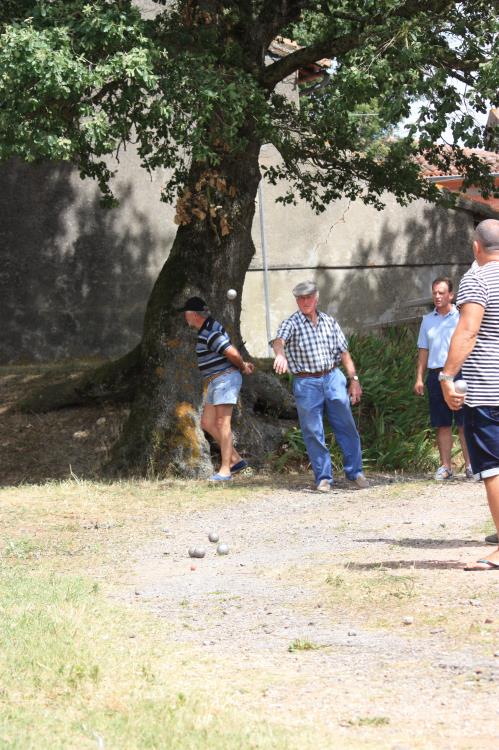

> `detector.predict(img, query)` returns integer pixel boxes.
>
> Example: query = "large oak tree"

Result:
[1,1,497,476]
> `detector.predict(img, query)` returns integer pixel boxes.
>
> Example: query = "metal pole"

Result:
[258,178,273,356]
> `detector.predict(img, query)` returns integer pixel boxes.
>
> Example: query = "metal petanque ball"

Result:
[454,379,468,394]
[208,532,219,543]
[216,543,230,555]
[227,288,237,300]
[188,547,206,559]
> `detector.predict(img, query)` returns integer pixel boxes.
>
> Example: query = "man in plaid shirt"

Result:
[272,280,367,492]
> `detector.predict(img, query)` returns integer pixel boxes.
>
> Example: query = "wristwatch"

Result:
[349,375,359,382]
[438,371,454,383]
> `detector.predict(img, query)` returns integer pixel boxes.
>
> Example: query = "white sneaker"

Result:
[349,473,369,489]
[316,479,331,492]
[434,465,453,481]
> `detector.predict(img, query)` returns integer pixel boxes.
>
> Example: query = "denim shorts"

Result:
[427,369,464,428]
[463,405,499,480]
[204,369,242,406]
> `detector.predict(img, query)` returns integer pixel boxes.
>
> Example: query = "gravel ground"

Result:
[120,474,499,750]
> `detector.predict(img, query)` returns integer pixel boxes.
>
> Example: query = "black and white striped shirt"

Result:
[196,317,232,379]
[274,310,348,373]
[457,261,499,406]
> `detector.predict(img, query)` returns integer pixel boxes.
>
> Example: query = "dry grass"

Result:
[0,478,334,750]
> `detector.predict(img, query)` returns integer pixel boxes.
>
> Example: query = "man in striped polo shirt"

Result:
[178,296,254,482]
[271,280,367,492]
[441,219,499,569]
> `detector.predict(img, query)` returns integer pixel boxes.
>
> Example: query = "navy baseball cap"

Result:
[176,296,208,312]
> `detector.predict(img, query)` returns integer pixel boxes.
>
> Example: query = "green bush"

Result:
[273,326,463,473]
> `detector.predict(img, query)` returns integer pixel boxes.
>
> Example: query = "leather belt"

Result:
[293,367,334,378]
[203,367,237,385]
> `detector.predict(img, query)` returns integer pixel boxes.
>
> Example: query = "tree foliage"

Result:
[0,0,497,214]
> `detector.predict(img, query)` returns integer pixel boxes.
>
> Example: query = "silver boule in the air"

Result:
[227,289,237,300]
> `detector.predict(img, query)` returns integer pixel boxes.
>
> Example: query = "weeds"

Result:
[346,716,390,727]
[288,639,322,652]
[272,327,464,473]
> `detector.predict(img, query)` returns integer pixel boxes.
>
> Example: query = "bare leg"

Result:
[464,474,499,568]
[436,426,453,469]
[457,426,471,468]
[201,403,240,474]
[214,404,235,476]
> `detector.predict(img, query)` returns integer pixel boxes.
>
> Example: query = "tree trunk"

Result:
[105,140,293,477]
[16,139,296,477]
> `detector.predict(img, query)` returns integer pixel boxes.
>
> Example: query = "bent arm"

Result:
[441,302,484,409]
[272,337,289,374]
[340,351,362,405]
[443,303,483,375]
[414,348,428,396]
[223,345,254,375]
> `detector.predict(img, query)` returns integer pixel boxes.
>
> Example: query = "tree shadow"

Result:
[355,537,482,549]
[344,559,465,570]
[0,156,172,363]
[315,201,474,332]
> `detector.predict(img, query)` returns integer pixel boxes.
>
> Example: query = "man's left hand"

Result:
[348,379,362,405]
[441,380,465,411]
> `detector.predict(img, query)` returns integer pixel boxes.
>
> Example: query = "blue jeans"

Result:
[292,369,363,484]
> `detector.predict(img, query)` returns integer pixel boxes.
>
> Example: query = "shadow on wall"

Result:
[316,204,473,330]
[0,158,163,363]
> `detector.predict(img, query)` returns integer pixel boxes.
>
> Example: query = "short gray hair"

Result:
[292,280,318,297]
[475,219,499,254]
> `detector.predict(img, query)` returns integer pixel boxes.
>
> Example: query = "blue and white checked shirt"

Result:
[274,310,348,373]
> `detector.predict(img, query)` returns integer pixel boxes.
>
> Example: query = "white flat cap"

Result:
[292,280,318,296]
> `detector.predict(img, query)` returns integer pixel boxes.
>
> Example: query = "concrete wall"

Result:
[0,150,174,362]
[244,145,475,355]
[0,142,475,363]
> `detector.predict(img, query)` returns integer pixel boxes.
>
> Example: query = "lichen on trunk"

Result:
[14,141,293,478]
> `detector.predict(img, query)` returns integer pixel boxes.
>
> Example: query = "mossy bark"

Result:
[15,140,296,477]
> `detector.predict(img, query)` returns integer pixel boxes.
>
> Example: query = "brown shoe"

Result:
[348,474,369,489]
[316,479,331,492]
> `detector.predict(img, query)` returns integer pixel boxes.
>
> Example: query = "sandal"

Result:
[464,558,499,571]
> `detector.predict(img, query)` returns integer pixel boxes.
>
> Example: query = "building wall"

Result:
[244,144,475,355]
[0,142,475,364]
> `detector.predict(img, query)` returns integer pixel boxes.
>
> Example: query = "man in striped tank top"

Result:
[178,296,254,482]
[440,220,499,570]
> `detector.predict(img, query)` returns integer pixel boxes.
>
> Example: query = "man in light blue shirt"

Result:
[414,277,471,481]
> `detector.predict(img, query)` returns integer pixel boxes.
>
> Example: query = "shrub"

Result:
[272,326,459,473]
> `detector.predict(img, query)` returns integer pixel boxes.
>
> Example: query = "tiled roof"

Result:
[415,146,499,177]
[268,37,331,68]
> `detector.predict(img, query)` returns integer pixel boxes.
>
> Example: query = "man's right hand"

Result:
[414,380,424,396]
[273,353,288,375]
[241,362,255,375]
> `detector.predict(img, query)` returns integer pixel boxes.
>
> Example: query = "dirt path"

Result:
[120,475,499,749]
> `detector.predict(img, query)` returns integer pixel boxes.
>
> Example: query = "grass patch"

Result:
[345,716,390,727]
[287,639,322,653]
[0,566,319,749]
[324,567,416,608]
[0,478,349,749]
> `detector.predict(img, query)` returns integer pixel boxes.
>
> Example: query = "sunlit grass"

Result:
[0,567,317,749]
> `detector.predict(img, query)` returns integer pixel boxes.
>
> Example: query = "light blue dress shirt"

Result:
[417,306,460,369]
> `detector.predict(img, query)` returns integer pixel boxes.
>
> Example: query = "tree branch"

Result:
[261,0,458,89]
